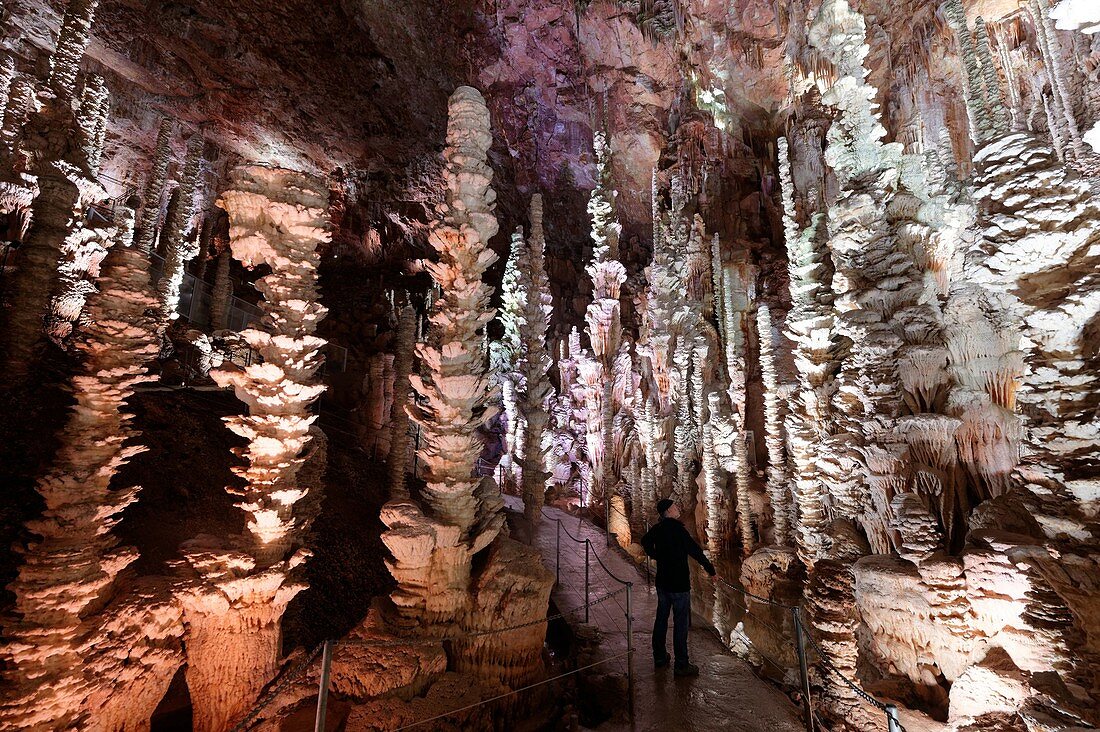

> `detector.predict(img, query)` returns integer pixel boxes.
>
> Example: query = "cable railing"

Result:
[229,582,634,732]
[709,575,905,732]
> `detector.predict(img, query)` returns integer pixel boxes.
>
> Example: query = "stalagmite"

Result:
[973,19,1009,138]
[46,0,100,104]
[135,119,172,255]
[943,0,994,145]
[757,305,791,546]
[1,75,34,160]
[76,74,110,175]
[517,194,554,524]
[183,165,329,732]
[582,131,625,511]
[388,305,417,499]
[381,86,504,623]
[208,246,232,330]
[492,227,524,489]
[0,203,169,731]
[156,133,205,341]
[777,137,835,569]
[1030,0,1085,160]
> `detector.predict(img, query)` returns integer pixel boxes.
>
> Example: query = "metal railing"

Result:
[544,509,635,719]
[710,576,904,732]
[229,585,634,732]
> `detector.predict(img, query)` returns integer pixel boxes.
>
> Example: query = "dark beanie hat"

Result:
[656,498,674,516]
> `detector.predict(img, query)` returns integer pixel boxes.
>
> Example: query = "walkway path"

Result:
[530,502,805,732]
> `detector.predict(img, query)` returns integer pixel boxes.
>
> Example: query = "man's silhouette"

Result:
[640,498,716,677]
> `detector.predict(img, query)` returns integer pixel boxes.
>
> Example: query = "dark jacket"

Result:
[640,517,716,592]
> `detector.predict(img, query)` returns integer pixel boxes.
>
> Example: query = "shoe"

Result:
[654,654,671,669]
[674,663,700,677]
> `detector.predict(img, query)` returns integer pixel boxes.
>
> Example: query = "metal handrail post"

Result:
[555,519,561,586]
[605,498,611,546]
[886,704,904,732]
[626,582,635,722]
[314,640,334,732]
[791,608,815,732]
[584,540,591,624]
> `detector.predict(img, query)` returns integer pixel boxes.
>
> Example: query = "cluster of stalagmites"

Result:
[721,0,1100,730]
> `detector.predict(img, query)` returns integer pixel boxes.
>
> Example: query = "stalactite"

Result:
[0,203,169,731]
[135,119,172,255]
[155,133,204,341]
[183,166,329,732]
[757,305,791,546]
[388,305,417,500]
[381,87,504,624]
[46,0,100,104]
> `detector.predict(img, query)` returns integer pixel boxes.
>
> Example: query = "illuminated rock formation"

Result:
[0,0,106,378]
[183,165,329,731]
[0,203,167,731]
[155,133,205,343]
[757,304,790,547]
[46,0,100,104]
[382,86,504,624]
[492,226,524,490]
[388,304,417,499]
[778,136,835,570]
[135,119,173,255]
[517,194,554,524]
[582,131,626,511]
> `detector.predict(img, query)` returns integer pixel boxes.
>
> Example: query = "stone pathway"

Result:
[529,502,806,732]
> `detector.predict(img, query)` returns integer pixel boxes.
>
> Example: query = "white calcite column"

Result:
[181,165,329,732]
[381,86,504,624]
[0,206,169,732]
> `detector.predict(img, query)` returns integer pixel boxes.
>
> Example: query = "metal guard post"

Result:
[626,582,635,722]
[314,640,334,732]
[555,519,561,586]
[791,607,815,732]
[584,540,591,624]
[886,704,904,732]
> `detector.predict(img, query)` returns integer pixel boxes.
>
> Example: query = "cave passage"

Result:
[1,0,1099,731]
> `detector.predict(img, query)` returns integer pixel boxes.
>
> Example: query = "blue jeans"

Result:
[652,589,691,667]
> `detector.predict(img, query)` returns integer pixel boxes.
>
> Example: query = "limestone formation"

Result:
[517,194,554,524]
[135,119,173,255]
[388,304,418,499]
[0,204,167,731]
[382,86,504,624]
[46,0,100,104]
[156,133,205,341]
[183,165,329,731]
[757,304,790,546]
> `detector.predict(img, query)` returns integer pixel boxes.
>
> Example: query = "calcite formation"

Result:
[388,304,418,499]
[516,194,555,524]
[184,165,329,731]
[382,86,504,624]
[155,133,205,344]
[0,204,166,731]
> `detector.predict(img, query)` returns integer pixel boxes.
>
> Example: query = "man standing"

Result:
[640,498,716,677]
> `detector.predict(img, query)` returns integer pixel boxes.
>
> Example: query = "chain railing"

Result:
[229,587,631,732]
[710,575,904,732]
[543,508,635,719]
